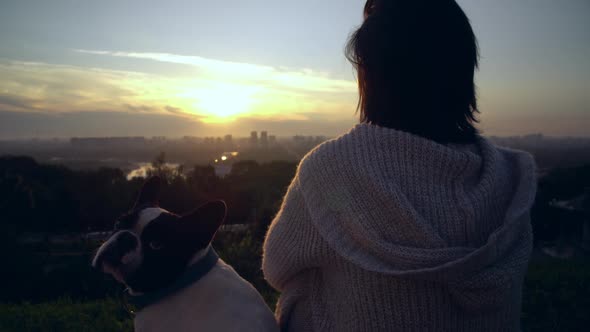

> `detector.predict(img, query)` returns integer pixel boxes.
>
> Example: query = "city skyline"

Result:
[1,0,589,138]
[3,130,589,142]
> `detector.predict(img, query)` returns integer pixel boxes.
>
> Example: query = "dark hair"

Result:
[346,0,480,144]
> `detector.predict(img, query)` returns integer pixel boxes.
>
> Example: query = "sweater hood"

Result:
[297,124,536,311]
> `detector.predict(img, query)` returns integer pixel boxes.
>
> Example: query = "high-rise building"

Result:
[293,135,305,144]
[260,131,268,147]
[70,137,146,148]
[250,131,258,147]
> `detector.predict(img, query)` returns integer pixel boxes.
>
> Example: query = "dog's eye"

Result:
[149,241,164,250]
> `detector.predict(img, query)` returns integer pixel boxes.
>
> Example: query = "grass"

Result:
[1,255,588,332]
[0,298,133,332]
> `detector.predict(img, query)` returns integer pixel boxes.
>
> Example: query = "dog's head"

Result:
[92,176,226,293]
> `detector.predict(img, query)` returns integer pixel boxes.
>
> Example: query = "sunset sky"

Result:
[0,0,588,138]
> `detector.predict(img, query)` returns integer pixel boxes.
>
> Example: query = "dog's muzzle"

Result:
[93,230,140,272]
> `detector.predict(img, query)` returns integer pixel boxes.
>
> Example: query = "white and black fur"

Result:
[92,177,278,332]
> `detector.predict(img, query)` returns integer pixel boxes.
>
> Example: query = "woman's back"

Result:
[263,124,536,331]
[263,1,537,330]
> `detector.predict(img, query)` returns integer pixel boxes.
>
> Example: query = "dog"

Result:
[92,176,278,332]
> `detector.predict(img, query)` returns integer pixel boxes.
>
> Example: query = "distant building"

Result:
[70,137,146,148]
[269,135,277,146]
[315,136,327,143]
[183,136,200,144]
[223,135,234,149]
[260,131,268,148]
[236,137,250,148]
[250,131,258,147]
[293,135,306,144]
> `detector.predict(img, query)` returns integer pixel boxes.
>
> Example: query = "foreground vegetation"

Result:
[1,156,589,331]
[0,298,133,332]
[521,257,590,331]
[1,256,588,332]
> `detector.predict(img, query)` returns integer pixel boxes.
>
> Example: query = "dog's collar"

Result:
[126,247,219,312]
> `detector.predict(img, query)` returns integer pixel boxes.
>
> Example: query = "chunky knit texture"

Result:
[262,124,537,332]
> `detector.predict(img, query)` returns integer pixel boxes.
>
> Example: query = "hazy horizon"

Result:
[1,129,590,141]
[1,0,589,139]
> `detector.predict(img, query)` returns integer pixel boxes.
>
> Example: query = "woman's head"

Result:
[347,0,480,144]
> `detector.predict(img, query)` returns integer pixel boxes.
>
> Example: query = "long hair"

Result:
[346,0,480,144]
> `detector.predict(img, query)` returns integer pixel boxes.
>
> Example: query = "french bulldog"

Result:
[92,176,278,332]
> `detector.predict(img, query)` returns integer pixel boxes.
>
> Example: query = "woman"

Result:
[263,1,536,331]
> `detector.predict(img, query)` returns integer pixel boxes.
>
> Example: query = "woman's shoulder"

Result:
[485,138,537,173]
[297,127,359,178]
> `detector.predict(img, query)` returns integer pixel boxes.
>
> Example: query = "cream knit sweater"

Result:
[262,124,537,332]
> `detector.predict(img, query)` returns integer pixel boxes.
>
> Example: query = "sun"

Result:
[179,83,261,122]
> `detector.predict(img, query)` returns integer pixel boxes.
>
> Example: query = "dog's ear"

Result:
[133,176,161,209]
[181,201,227,245]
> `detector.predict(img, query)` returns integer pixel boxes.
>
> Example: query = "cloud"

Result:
[0,110,205,139]
[3,54,588,138]
[75,49,276,77]
[0,93,41,111]
[164,105,184,115]
[0,54,358,129]
[0,55,360,138]
[74,49,357,93]
[0,60,153,113]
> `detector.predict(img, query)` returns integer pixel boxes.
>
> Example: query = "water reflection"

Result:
[127,163,180,180]
[214,152,239,177]
[127,152,239,180]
